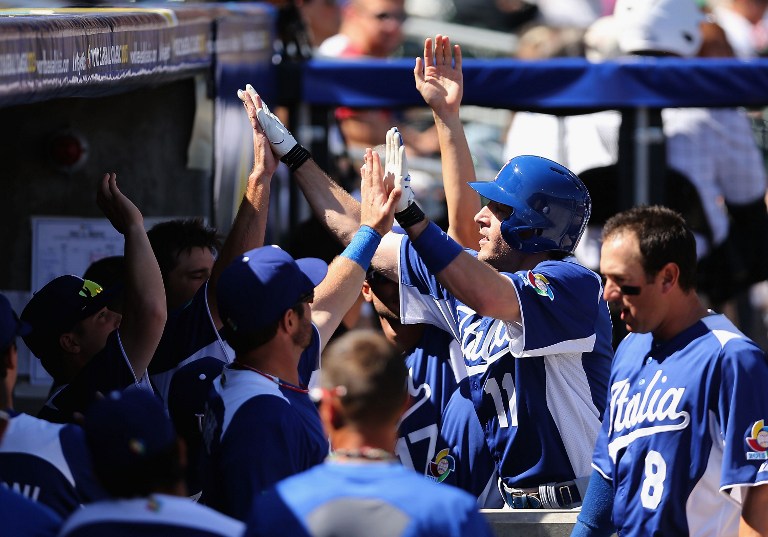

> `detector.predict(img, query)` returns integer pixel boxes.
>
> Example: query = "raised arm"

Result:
[415,35,481,249]
[250,89,401,281]
[383,127,522,323]
[311,148,401,349]
[96,173,166,379]
[207,85,279,328]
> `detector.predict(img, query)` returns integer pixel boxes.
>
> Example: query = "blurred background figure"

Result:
[711,0,768,58]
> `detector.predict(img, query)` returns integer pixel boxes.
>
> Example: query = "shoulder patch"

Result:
[745,419,768,459]
[427,448,455,483]
[521,271,554,300]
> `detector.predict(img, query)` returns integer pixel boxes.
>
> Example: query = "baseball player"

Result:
[249,34,612,508]
[21,173,165,424]
[0,293,104,518]
[147,87,285,496]
[200,126,401,520]
[246,329,494,537]
[362,268,467,481]
[59,389,244,537]
[572,206,768,537]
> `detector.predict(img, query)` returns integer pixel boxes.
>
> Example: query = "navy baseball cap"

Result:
[85,389,176,475]
[217,246,327,334]
[21,275,115,360]
[0,293,30,350]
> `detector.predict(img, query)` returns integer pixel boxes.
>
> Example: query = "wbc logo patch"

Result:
[522,271,554,300]
[745,419,768,460]
[427,449,455,483]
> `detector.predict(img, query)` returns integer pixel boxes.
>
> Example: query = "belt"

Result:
[499,479,583,509]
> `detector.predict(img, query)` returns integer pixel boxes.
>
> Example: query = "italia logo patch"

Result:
[523,271,554,300]
[745,419,768,460]
[427,448,455,483]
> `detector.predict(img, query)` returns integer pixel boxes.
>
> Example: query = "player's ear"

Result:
[361,281,373,302]
[59,332,80,354]
[659,262,679,293]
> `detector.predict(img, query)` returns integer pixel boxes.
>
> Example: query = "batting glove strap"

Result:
[280,144,312,172]
[394,201,426,228]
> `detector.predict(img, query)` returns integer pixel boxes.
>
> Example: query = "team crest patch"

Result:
[427,448,455,483]
[745,420,768,460]
[523,271,554,300]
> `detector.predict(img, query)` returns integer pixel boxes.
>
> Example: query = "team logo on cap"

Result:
[523,271,554,300]
[427,448,455,483]
[79,279,104,299]
[745,420,768,460]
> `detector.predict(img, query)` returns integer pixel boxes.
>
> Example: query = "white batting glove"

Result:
[244,84,297,158]
[385,127,416,213]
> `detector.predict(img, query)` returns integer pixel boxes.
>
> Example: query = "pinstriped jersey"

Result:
[399,239,612,489]
[592,314,768,537]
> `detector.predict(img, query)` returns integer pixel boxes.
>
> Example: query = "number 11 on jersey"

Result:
[484,373,518,428]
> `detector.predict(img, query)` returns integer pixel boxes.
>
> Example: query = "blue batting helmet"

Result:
[468,155,591,254]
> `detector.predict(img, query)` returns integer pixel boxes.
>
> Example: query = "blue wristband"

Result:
[411,222,463,274]
[341,225,382,270]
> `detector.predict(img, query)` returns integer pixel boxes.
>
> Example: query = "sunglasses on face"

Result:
[369,10,406,22]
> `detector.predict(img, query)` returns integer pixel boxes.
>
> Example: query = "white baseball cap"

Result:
[614,0,704,58]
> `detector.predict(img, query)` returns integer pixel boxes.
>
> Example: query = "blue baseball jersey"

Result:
[200,325,326,521]
[149,283,234,494]
[38,330,153,424]
[0,411,104,517]
[440,378,503,508]
[399,239,612,490]
[58,494,244,537]
[0,486,61,537]
[592,313,768,537]
[396,325,465,479]
[245,461,494,537]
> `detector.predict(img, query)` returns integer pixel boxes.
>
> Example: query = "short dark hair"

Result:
[147,219,222,281]
[222,302,305,354]
[321,330,407,424]
[603,205,698,291]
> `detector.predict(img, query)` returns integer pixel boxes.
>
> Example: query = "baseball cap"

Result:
[20,275,115,360]
[217,246,327,334]
[84,389,176,476]
[0,293,30,350]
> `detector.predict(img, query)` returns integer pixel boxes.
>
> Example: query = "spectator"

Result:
[246,329,494,537]
[0,293,103,518]
[572,206,768,537]
[21,173,166,424]
[712,0,768,58]
[59,389,244,537]
[317,0,439,157]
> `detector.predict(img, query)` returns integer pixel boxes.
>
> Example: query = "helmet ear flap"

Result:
[500,218,524,251]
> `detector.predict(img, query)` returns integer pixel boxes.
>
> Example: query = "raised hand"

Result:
[237,86,278,178]
[414,35,463,117]
[384,127,415,213]
[239,84,298,158]
[360,148,401,237]
[96,173,144,235]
